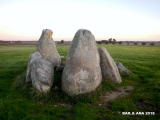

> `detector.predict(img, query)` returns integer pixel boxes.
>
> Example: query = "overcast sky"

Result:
[0,0,160,41]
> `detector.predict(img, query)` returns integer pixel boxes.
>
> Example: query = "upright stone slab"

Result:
[36,29,61,67]
[98,47,122,83]
[26,52,42,82]
[116,62,130,76]
[31,58,54,93]
[62,29,102,96]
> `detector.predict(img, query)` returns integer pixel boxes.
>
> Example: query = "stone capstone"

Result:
[36,29,61,67]
[98,47,122,83]
[31,58,54,93]
[26,52,42,82]
[61,29,102,96]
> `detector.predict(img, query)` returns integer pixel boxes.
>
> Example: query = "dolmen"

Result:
[26,28,123,96]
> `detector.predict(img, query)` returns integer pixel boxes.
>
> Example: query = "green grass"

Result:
[0,44,160,120]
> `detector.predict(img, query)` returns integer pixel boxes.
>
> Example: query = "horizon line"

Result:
[0,40,160,42]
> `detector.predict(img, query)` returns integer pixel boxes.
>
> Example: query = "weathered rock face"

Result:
[31,58,54,93]
[62,29,102,96]
[98,47,122,83]
[116,62,130,76]
[36,29,61,67]
[26,52,42,82]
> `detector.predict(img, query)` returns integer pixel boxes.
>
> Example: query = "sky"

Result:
[0,0,160,41]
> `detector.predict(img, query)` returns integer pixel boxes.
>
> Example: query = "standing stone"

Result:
[31,58,54,93]
[98,47,122,83]
[62,29,102,96]
[116,62,130,76]
[36,29,61,67]
[26,52,42,82]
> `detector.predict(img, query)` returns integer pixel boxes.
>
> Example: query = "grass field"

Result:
[0,44,160,120]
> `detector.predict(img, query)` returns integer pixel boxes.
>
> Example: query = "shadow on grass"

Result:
[12,70,119,105]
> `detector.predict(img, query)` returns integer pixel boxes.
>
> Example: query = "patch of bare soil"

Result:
[54,102,73,109]
[53,86,135,110]
[133,101,158,111]
[94,86,134,107]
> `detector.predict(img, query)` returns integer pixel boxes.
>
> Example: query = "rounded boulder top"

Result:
[76,29,92,35]
[41,29,53,40]
[73,29,94,41]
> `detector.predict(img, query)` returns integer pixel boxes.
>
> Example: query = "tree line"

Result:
[96,38,116,44]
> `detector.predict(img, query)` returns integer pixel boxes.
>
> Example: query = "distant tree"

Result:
[142,42,146,45]
[101,40,109,44]
[127,42,129,45]
[134,42,137,45]
[112,39,116,44]
[15,40,21,44]
[61,39,64,44]
[118,41,122,44]
[96,41,102,44]
[150,42,155,46]
[105,40,109,44]
[113,39,116,42]
[108,38,112,43]
[101,40,105,43]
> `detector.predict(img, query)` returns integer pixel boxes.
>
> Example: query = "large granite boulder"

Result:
[62,29,102,96]
[98,47,122,83]
[31,58,54,93]
[36,29,61,67]
[26,52,42,82]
